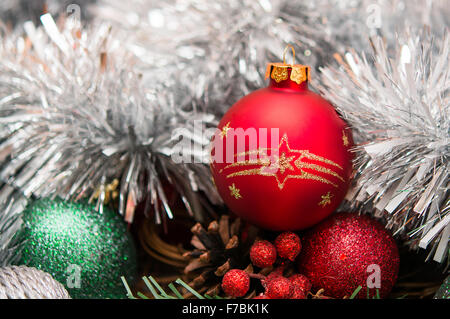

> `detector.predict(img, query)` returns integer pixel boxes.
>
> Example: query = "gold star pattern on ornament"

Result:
[277,152,296,174]
[229,183,242,199]
[318,192,333,207]
[342,130,349,146]
[220,122,231,139]
[220,134,345,190]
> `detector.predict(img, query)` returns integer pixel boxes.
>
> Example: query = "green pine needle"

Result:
[168,283,184,299]
[148,276,167,295]
[124,276,382,300]
[142,276,163,299]
[122,275,217,299]
[349,286,363,299]
[175,278,206,299]
[147,276,177,299]
[121,276,136,299]
[137,292,150,299]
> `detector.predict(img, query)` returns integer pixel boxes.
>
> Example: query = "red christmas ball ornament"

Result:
[250,240,277,268]
[221,269,250,297]
[265,276,293,299]
[210,46,353,231]
[297,213,400,299]
[275,232,301,261]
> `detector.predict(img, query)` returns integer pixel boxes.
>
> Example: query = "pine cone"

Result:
[183,215,266,297]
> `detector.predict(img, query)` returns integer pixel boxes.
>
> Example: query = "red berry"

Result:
[291,288,307,299]
[221,269,250,297]
[289,274,311,299]
[250,240,277,268]
[275,232,301,261]
[289,274,312,293]
[261,271,282,290]
[265,276,293,299]
[253,294,270,299]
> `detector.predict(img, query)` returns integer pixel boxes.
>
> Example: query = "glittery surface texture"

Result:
[265,276,293,299]
[434,275,450,299]
[221,269,250,297]
[275,232,301,261]
[14,198,137,299]
[250,240,277,268]
[297,212,399,299]
[289,274,311,295]
[288,274,310,299]
[290,285,306,299]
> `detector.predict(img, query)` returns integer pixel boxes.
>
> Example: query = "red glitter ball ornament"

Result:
[221,269,250,297]
[265,276,293,299]
[275,232,301,261]
[210,50,354,231]
[250,240,277,268]
[297,213,400,299]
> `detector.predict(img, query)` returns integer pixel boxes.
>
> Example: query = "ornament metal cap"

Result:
[265,45,311,85]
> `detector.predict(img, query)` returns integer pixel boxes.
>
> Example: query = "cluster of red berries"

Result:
[260,271,312,299]
[221,232,311,299]
[251,231,301,267]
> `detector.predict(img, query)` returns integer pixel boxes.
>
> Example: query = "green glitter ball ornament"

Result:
[14,198,137,299]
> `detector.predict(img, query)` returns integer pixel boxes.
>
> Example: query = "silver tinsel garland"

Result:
[0,0,95,27]
[0,185,27,266]
[91,0,449,101]
[319,27,449,262]
[0,14,219,229]
[0,0,448,262]
[90,0,285,117]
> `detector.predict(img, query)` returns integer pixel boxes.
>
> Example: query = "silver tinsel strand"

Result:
[0,14,219,230]
[319,27,449,262]
[91,0,449,104]
[0,185,27,266]
[0,0,95,27]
